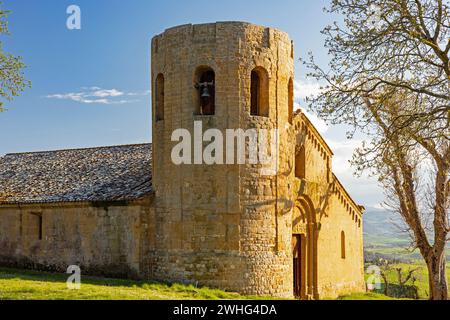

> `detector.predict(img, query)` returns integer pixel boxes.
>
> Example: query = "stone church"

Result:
[0,22,365,299]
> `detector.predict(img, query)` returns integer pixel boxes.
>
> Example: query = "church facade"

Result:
[0,22,365,299]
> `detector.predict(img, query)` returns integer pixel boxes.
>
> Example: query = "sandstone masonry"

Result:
[0,22,365,299]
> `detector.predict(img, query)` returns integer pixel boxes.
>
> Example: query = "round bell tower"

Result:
[150,22,295,297]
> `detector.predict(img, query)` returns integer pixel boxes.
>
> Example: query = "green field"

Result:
[0,268,274,300]
[363,208,450,262]
[0,268,394,300]
[336,292,404,300]
[363,208,450,299]
[1,262,448,300]
[336,261,450,300]
[369,262,450,299]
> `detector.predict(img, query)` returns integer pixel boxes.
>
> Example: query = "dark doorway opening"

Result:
[292,234,306,299]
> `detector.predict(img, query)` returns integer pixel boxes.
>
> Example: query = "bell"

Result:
[201,86,210,98]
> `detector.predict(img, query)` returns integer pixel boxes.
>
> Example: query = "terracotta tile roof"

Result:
[0,143,152,205]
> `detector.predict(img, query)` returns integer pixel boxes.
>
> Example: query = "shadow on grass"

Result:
[0,267,276,300]
[0,267,158,288]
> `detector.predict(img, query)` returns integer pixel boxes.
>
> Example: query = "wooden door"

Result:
[293,235,302,298]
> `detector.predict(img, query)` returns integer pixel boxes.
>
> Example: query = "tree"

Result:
[304,0,449,299]
[0,4,30,112]
[375,258,418,298]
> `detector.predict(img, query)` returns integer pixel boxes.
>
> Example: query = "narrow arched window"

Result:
[250,71,260,116]
[341,231,346,259]
[155,74,164,122]
[295,146,306,179]
[288,78,294,124]
[195,67,215,115]
[250,67,269,117]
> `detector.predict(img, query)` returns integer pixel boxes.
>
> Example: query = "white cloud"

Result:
[292,79,328,134]
[295,103,329,134]
[81,86,101,91]
[372,203,386,210]
[327,139,363,175]
[127,90,151,96]
[91,89,124,98]
[294,79,322,101]
[46,87,149,105]
[327,138,384,207]
[293,79,385,207]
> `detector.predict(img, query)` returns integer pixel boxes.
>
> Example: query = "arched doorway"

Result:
[292,196,318,299]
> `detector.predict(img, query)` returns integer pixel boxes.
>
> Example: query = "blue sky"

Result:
[0,0,383,207]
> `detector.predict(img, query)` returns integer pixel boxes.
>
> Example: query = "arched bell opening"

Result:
[194,66,215,116]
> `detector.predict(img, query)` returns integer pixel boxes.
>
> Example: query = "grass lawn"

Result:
[1,267,396,301]
[336,292,404,300]
[377,262,450,299]
[0,268,274,300]
[2,266,439,300]
[337,259,450,300]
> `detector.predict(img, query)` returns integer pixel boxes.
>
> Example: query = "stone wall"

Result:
[290,113,365,298]
[150,21,365,298]
[0,199,152,278]
[0,21,365,300]
[316,185,366,298]
[151,22,296,296]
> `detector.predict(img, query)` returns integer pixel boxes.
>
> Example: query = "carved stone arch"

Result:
[292,195,319,299]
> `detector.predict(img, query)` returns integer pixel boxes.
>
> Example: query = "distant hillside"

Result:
[363,207,449,262]
[363,207,410,248]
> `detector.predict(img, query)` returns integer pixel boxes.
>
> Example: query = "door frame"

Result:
[293,196,318,299]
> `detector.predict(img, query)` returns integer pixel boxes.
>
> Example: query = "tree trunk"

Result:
[426,252,448,300]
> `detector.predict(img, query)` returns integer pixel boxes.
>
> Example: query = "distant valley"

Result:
[363,207,449,262]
